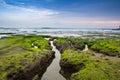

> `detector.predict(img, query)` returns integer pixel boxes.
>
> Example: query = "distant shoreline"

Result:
[0,27,115,30]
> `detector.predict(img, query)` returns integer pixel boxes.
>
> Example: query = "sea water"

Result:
[0,28,120,38]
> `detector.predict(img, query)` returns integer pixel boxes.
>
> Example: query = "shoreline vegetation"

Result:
[0,35,55,80]
[54,36,120,80]
[0,34,120,80]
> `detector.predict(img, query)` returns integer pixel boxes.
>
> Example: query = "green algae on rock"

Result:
[54,37,120,80]
[0,35,55,80]
[60,49,120,80]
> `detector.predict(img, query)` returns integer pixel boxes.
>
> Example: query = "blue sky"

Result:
[0,0,120,28]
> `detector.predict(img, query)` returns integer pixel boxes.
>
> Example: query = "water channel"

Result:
[41,41,66,80]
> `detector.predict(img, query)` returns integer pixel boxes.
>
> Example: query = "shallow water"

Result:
[0,35,9,38]
[41,41,66,80]
[83,45,88,51]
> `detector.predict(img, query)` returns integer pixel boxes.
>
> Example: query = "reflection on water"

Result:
[41,41,66,80]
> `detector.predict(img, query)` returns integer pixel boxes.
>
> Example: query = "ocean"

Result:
[0,28,120,38]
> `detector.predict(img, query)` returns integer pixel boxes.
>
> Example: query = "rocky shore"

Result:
[54,37,120,80]
[7,51,55,80]
[0,35,55,80]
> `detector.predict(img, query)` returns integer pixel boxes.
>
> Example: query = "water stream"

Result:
[41,41,66,80]
[83,45,88,51]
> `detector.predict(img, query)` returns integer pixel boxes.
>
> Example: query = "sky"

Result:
[0,0,120,28]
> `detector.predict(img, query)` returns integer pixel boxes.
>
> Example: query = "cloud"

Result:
[0,0,59,16]
[0,0,119,28]
[0,0,60,27]
[53,14,120,28]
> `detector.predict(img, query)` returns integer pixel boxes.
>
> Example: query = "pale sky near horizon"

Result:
[0,0,120,28]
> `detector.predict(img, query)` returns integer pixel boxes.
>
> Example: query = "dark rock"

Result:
[49,38,54,41]
[7,51,55,80]
[60,59,85,80]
